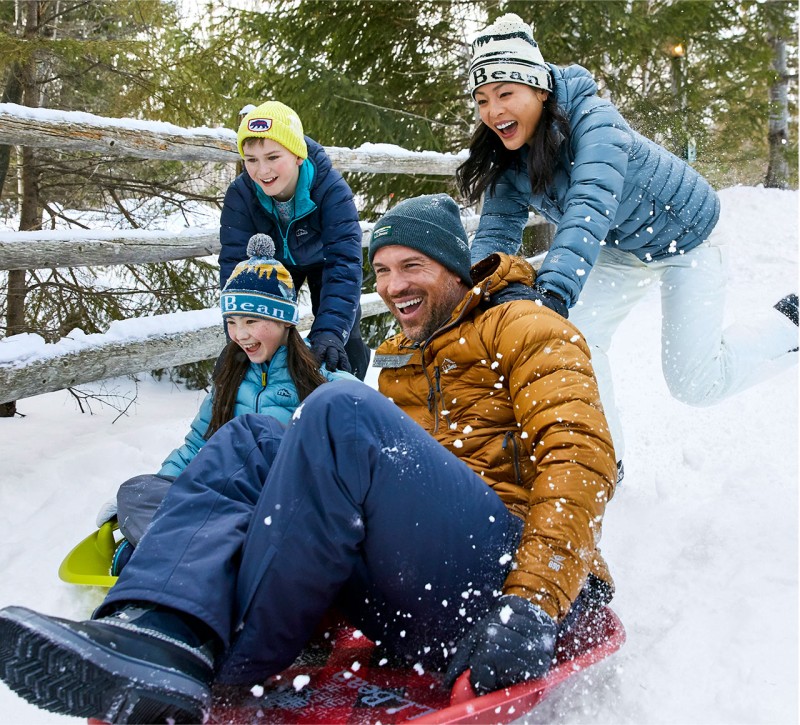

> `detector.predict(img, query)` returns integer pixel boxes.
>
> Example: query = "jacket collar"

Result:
[377,253,536,354]
[253,157,317,220]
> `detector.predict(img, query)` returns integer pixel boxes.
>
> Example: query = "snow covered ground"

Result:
[0,186,797,724]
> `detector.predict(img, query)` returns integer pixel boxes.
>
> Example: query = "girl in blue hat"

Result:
[96,235,356,569]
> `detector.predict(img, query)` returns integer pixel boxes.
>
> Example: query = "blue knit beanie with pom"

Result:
[221,234,299,325]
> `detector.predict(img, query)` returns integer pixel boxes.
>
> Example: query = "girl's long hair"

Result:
[456,93,570,204]
[206,326,327,438]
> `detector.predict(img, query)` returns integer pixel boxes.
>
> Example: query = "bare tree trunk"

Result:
[2,1,41,417]
[0,66,23,198]
[8,144,40,331]
[765,30,789,189]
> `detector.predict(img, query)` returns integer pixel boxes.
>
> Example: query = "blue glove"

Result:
[309,332,351,373]
[487,283,568,318]
[444,595,557,694]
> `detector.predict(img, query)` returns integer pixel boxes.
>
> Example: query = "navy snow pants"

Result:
[99,381,523,684]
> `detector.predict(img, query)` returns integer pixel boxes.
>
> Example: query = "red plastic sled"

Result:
[207,606,625,724]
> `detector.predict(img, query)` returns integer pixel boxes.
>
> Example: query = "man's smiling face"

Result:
[373,246,468,342]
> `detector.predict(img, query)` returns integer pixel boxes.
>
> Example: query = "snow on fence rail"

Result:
[0,102,546,404]
[0,296,392,405]
[0,215,545,271]
[0,103,468,173]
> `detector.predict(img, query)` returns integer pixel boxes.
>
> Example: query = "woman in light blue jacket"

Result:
[100,235,355,564]
[458,14,798,462]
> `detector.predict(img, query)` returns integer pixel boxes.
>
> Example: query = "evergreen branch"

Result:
[332,95,460,128]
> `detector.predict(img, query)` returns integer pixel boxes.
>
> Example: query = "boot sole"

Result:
[0,606,210,724]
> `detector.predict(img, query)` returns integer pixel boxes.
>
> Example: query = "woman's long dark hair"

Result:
[456,93,571,204]
[206,326,327,438]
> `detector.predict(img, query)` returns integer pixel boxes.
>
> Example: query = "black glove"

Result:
[487,282,569,319]
[444,595,557,695]
[309,332,351,373]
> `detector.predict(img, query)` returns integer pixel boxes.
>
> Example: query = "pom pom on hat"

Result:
[247,233,276,259]
[467,13,552,97]
[221,234,299,325]
[237,101,308,160]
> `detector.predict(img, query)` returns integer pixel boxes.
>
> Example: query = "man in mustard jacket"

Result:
[0,195,616,725]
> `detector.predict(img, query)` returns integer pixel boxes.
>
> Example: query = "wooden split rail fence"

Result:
[0,103,547,405]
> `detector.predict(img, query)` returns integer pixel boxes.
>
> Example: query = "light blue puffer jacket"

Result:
[470,64,720,308]
[159,345,355,477]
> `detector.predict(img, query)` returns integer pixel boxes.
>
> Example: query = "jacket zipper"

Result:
[433,366,452,430]
[502,430,523,486]
[277,206,314,266]
[419,283,488,433]
[255,366,268,409]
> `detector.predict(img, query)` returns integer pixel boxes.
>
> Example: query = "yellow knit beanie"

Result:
[236,101,308,159]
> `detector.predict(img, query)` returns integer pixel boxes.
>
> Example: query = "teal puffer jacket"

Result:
[470,63,720,308]
[159,345,354,477]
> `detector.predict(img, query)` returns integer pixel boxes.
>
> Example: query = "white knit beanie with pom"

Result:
[467,13,552,97]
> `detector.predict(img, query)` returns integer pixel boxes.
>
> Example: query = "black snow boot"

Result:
[774,293,798,326]
[0,604,214,724]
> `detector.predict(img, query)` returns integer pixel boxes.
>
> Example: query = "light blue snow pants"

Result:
[570,240,798,458]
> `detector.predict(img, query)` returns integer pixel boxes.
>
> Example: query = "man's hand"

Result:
[487,283,568,318]
[309,332,351,373]
[444,595,557,694]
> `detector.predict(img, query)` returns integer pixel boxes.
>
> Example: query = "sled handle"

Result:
[449,670,476,705]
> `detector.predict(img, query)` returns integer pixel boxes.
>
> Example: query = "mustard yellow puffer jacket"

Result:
[375,253,616,621]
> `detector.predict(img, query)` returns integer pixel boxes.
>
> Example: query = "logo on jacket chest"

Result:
[276,388,292,398]
[441,358,458,373]
[295,227,308,237]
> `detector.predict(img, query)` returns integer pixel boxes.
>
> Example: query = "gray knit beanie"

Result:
[368,194,472,286]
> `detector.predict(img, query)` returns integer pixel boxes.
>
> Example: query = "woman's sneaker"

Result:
[0,605,213,724]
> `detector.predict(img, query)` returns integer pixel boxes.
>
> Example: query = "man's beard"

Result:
[400,282,465,342]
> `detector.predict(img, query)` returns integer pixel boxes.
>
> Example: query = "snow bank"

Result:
[0,186,796,724]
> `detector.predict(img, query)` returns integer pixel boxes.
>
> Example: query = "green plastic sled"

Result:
[58,521,119,588]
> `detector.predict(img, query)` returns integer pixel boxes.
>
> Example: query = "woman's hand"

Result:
[487,283,569,318]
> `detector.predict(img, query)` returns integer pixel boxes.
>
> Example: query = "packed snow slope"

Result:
[0,186,797,724]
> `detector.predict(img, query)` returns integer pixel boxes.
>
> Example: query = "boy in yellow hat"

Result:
[220,101,370,379]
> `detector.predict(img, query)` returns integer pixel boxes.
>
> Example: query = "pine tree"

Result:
[0,1,227,408]
[227,0,490,214]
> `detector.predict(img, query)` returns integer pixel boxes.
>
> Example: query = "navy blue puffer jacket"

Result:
[219,137,363,342]
[470,64,720,308]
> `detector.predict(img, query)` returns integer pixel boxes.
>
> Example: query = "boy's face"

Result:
[242,138,303,202]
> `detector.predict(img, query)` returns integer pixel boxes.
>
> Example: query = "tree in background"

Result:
[0,0,232,411]
[1,0,796,409]
[226,0,485,215]
[166,0,796,202]
[765,0,795,188]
